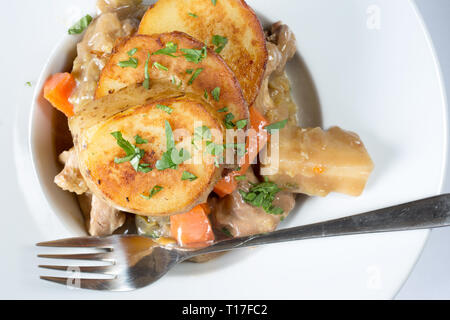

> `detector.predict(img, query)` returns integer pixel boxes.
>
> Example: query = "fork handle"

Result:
[190,194,450,257]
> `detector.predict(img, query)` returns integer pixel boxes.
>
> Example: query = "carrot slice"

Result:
[170,204,215,247]
[43,73,76,117]
[213,106,270,197]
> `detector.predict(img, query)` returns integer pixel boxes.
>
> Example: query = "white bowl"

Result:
[26,0,448,299]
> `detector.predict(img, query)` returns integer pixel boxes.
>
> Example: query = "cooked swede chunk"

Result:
[262,127,374,197]
[138,0,268,105]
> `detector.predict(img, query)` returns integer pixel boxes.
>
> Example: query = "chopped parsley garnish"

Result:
[127,48,138,56]
[204,89,209,99]
[212,35,228,54]
[137,163,152,173]
[186,69,194,74]
[111,132,152,173]
[239,178,284,215]
[264,119,288,133]
[141,186,163,200]
[224,113,235,129]
[188,12,198,18]
[235,175,247,181]
[211,87,221,102]
[194,125,212,141]
[153,62,168,71]
[188,68,203,85]
[211,0,217,6]
[25,82,32,87]
[143,53,150,89]
[68,15,93,35]
[156,104,173,114]
[118,57,138,68]
[134,135,148,144]
[182,171,198,181]
[221,227,233,238]
[205,141,225,157]
[152,42,178,57]
[236,119,248,129]
[155,121,191,170]
[218,107,228,113]
[181,46,207,64]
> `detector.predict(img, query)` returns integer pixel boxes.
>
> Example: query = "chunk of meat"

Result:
[262,127,374,197]
[55,148,126,236]
[211,168,296,238]
[78,193,126,236]
[70,7,143,110]
[97,0,143,14]
[267,22,297,75]
[254,22,297,123]
[54,148,88,195]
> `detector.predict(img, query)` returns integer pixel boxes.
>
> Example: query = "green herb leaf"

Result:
[188,12,198,18]
[111,132,136,156]
[211,0,217,6]
[152,42,178,57]
[224,113,235,129]
[156,122,191,171]
[224,143,246,157]
[134,135,148,144]
[128,48,138,56]
[236,119,248,129]
[156,104,173,114]
[218,107,228,113]
[181,46,207,64]
[212,35,228,54]
[141,186,163,200]
[238,179,284,215]
[186,69,194,74]
[143,53,150,89]
[204,89,209,99]
[264,119,288,133]
[153,62,168,71]
[194,125,212,141]
[68,15,93,35]
[211,87,221,102]
[206,141,225,156]
[138,164,152,173]
[111,132,152,173]
[25,82,32,87]
[165,120,175,150]
[188,68,204,85]
[182,171,198,181]
[118,57,138,68]
[235,175,247,181]
[221,227,233,237]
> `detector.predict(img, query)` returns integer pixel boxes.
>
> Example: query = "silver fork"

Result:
[38,194,450,291]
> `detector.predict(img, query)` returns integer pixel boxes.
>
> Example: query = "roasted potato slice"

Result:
[96,32,248,123]
[262,127,374,197]
[138,0,267,106]
[70,85,224,217]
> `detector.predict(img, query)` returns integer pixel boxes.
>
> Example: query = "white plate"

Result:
[9,0,448,299]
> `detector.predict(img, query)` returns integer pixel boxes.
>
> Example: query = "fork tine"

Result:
[36,237,114,248]
[38,252,114,261]
[39,265,116,275]
[40,276,127,291]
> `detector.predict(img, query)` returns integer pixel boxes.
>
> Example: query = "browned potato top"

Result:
[138,0,268,106]
[72,86,224,216]
[96,32,249,123]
